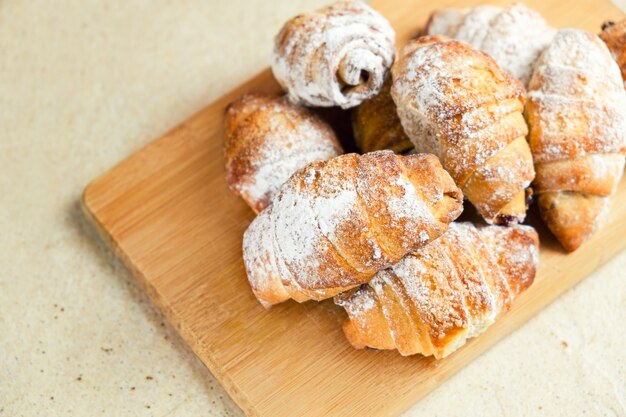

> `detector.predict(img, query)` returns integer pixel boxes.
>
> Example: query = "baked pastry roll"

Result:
[600,19,626,88]
[391,36,535,225]
[271,0,395,109]
[425,3,555,86]
[243,151,463,307]
[336,222,538,359]
[224,93,342,213]
[352,79,413,154]
[526,29,626,251]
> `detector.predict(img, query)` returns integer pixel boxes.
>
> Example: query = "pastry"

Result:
[335,222,539,358]
[243,151,463,307]
[600,19,626,87]
[224,93,342,213]
[425,3,555,86]
[391,36,535,225]
[526,29,626,251]
[352,79,413,154]
[271,0,395,109]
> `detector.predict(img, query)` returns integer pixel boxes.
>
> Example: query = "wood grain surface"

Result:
[82,1,626,416]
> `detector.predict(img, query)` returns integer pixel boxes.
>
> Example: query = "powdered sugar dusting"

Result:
[272,0,395,109]
[426,3,555,86]
[391,37,532,222]
[224,94,342,213]
[336,223,539,358]
[528,29,626,164]
[243,152,462,305]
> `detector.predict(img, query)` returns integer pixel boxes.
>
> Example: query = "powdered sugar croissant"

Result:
[352,79,413,154]
[600,19,626,88]
[224,93,342,213]
[336,222,538,359]
[243,151,463,307]
[271,0,395,109]
[392,36,535,225]
[526,29,626,251]
[425,3,555,86]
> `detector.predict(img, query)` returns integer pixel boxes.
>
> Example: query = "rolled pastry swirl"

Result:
[224,93,343,213]
[243,151,463,307]
[272,0,395,109]
[336,222,539,359]
[527,29,626,251]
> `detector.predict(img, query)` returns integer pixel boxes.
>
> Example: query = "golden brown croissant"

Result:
[391,36,535,225]
[600,19,626,88]
[352,79,413,154]
[526,29,626,251]
[271,0,395,109]
[224,93,343,213]
[335,222,539,359]
[243,151,463,307]
[425,3,555,86]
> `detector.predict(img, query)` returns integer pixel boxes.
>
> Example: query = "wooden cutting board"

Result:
[82,1,626,416]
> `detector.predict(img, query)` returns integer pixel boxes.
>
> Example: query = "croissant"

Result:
[425,3,555,86]
[352,79,413,154]
[271,0,395,109]
[526,29,626,251]
[391,37,535,225]
[335,222,539,359]
[600,19,626,88]
[224,93,343,213]
[243,151,463,307]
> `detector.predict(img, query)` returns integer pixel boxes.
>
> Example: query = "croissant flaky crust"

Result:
[352,79,413,154]
[271,0,395,109]
[424,3,555,86]
[335,223,539,359]
[526,29,626,251]
[243,151,463,307]
[224,93,343,213]
[391,36,535,225]
[600,19,626,87]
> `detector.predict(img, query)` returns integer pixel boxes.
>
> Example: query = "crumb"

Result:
[145,376,153,381]
[130,387,135,391]
[101,347,113,353]
[561,340,568,349]
[76,375,82,382]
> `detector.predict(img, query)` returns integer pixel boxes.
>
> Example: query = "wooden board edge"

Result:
[80,187,261,417]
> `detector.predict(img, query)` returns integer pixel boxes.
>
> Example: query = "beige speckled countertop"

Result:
[1,1,625,416]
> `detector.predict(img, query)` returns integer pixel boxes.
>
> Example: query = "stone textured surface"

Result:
[0,1,624,416]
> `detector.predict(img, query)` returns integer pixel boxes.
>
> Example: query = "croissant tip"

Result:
[537,192,607,253]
